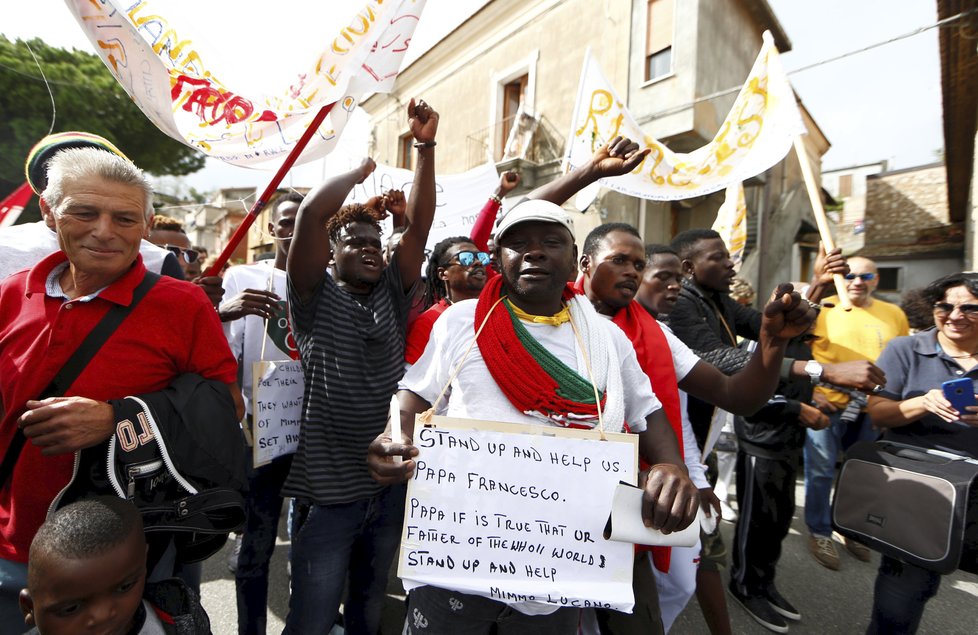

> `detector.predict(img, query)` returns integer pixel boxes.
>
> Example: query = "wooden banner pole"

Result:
[204,101,337,277]
[792,135,851,310]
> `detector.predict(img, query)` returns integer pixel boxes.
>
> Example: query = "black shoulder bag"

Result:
[0,272,159,488]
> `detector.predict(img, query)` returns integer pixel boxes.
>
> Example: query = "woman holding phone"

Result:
[865,271,978,633]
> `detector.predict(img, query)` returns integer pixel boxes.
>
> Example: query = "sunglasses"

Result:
[933,302,978,317]
[844,273,876,281]
[163,245,199,263]
[446,251,490,267]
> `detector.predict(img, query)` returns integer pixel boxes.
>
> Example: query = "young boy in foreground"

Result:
[20,497,210,635]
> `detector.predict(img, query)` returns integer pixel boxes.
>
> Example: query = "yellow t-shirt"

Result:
[812,296,910,407]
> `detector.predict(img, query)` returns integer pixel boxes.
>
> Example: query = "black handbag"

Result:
[832,439,978,574]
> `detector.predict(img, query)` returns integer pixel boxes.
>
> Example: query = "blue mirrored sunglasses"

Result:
[163,245,199,263]
[450,251,490,267]
[843,272,875,281]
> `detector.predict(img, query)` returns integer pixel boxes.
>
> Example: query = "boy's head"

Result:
[21,497,147,635]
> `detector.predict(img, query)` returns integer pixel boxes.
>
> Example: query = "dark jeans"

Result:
[867,556,941,634]
[730,451,796,597]
[235,452,292,635]
[283,484,406,635]
[406,585,580,634]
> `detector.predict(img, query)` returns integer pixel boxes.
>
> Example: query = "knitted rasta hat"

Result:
[25,132,129,195]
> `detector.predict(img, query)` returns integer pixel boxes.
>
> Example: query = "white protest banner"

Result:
[251,360,304,467]
[65,0,426,167]
[398,417,639,612]
[565,32,806,201]
[712,183,748,270]
[346,161,501,254]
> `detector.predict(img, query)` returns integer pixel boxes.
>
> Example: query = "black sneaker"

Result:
[728,584,789,633]
[764,586,801,621]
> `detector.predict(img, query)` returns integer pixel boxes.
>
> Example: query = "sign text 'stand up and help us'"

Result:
[398,417,640,613]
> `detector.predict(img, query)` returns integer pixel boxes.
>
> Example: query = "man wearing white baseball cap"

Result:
[369,140,699,633]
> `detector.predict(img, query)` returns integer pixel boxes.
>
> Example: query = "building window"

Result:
[838,174,853,198]
[645,0,674,82]
[877,267,901,292]
[500,74,528,159]
[397,132,415,171]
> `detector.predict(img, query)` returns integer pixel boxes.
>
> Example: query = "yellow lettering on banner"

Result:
[576,90,614,151]
[174,51,206,77]
[695,122,735,177]
[97,39,127,74]
[245,122,264,147]
[314,57,340,87]
[152,29,193,63]
[735,77,767,149]
[667,162,695,188]
[332,4,381,54]
[642,140,666,185]
[347,7,378,36]
[127,1,208,79]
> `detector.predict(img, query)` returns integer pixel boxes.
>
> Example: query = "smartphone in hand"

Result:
[941,378,977,416]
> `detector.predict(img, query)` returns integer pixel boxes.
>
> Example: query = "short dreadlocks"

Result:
[325,203,383,245]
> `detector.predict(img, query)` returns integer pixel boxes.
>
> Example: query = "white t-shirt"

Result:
[401,299,660,433]
[596,316,706,486]
[220,260,296,414]
[660,323,700,382]
[0,220,172,281]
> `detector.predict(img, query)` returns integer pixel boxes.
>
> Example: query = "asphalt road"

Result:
[199,479,978,634]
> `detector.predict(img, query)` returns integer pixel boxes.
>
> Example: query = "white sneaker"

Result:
[719,499,738,523]
[227,533,242,574]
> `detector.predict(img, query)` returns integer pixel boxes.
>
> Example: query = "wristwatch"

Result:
[804,360,823,385]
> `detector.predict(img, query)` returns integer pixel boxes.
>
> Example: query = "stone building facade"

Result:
[361,0,832,300]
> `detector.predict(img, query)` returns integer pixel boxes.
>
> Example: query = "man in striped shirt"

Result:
[282,99,439,635]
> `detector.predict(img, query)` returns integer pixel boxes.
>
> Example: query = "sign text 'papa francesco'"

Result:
[398,419,639,612]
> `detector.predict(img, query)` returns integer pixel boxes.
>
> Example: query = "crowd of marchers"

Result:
[0,100,975,635]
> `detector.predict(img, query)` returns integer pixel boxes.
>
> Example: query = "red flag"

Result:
[0,182,33,228]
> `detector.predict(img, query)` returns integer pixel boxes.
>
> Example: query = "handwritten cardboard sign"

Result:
[251,360,304,467]
[398,416,639,613]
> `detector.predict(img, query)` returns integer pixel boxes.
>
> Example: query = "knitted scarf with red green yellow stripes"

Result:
[474,274,606,426]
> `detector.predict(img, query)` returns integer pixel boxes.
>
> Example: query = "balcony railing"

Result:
[465,112,565,170]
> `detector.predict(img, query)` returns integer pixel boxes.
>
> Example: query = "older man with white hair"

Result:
[0,146,242,623]
[0,131,183,282]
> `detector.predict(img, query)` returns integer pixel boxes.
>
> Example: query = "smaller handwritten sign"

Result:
[398,417,639,613]
[251,360,304,467]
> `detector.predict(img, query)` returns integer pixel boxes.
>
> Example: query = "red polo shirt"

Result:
[0,252,237,562]
[404,299,451,364]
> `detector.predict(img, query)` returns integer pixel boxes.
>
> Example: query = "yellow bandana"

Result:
[505,299,571,326]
